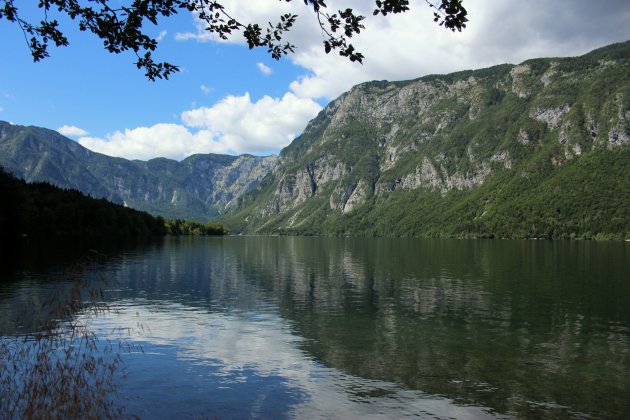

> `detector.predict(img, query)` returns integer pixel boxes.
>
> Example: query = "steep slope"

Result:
[226,41,630,239]
[0,122,276,221]
[2,42,628,238]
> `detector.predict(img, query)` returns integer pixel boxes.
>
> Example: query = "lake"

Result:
[1,236,629,418]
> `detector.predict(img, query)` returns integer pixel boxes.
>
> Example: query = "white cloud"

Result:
[174,18,215,43]
[78,93,321,160]
[78,124,227,161]
[181,92,321,153]
[175,1,304,43]
[93,0,629,160]
[156,30,168,41]
[0,107,4,113]
[256,62,272,76]
[200,84,212,95]
[57,125,89,137]
[175,0,630,101]
[285,0,630,100]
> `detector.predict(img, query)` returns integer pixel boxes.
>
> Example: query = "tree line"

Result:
[0,167,227,240]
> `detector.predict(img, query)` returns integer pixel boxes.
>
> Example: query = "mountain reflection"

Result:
[2,237,629,418]
[226,237,630,417]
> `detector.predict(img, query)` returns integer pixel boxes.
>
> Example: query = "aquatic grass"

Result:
[0,251,138,419]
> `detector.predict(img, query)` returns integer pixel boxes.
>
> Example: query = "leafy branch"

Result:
[0,0,467,80]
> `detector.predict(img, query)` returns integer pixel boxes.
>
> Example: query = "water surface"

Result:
[1,237,629,418]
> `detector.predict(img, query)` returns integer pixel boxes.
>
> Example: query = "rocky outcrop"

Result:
[2,41,629,236]
[229,41,630,235]
[531,104,572,129]
[211,155,277,210]
[608,94,630,146]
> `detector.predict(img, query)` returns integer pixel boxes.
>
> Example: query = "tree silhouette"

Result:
[0,0,467,80]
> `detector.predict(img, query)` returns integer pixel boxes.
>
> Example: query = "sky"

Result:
[0,0,629,160]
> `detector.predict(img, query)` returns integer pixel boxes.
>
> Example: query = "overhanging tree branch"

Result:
[0,0,467,81]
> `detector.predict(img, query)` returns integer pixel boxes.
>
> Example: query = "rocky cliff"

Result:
[2,41,629,239]
[226,41,630,239]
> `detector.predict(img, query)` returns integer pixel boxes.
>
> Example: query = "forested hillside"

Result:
[2,42,629,240]
[225,41,630,240]
[0,121,275,221]
[0,167,227,241]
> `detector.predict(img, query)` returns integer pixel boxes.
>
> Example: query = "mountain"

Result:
[0,122,276,221]
[225,41,630,240]
[2,41,629,239]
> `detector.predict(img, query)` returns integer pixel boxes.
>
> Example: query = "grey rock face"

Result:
[2,41,629,235]
[229,41,630,234]
[0,121,276,221]
[531,104,572,129]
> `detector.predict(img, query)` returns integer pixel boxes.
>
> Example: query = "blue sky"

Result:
[1,0,629,160]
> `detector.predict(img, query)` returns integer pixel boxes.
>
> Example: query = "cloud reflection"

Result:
[87,299,497,419]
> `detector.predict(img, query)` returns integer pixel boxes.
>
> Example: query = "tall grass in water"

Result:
[0,252,135,419]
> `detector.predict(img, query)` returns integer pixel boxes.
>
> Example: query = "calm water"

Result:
[1,236,629,418]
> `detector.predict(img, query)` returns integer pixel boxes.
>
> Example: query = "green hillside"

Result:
[0,167,228,246]
[224,41,630,240]
[1,42,628,240]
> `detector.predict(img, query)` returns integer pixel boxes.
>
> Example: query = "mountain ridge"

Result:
[1,40,629,239]
[223,40,630,239]
[0,121,276,221]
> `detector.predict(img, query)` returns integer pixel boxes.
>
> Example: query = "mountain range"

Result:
[0,121,275,220]
[1,41,629,239]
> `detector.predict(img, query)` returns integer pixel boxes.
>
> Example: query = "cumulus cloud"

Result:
[285,0,630,100]
[257,62,272,76]
[175,1,303,43]
[78,124,227,161]
[92,0,629,160]
[57,125,89,137]
[175,0,630,100]
[181,92,321,153]
[78,93,321,160]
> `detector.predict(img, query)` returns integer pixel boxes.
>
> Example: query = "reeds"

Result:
[0,251,131,419]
